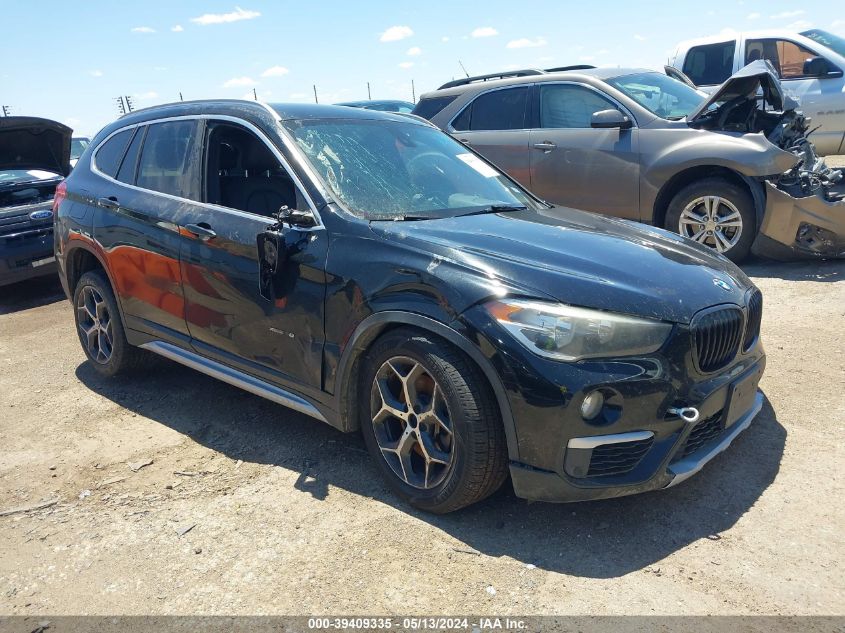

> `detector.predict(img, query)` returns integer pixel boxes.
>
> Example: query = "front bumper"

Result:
[0,230,57,287]
[752,181,845,260]
[510,390,764,503]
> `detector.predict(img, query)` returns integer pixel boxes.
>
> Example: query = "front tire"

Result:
[665,177,755,262]
[73,270,151,377]
[359,328,508,513]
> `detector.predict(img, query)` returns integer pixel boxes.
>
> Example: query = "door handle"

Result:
[184,223,217,240]
[533,141,557,152]
[98,196,119,209]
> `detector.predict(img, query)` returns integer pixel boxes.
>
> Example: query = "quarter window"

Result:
[136,120,200,200]
[683,41,736,85]
[115,127,145,185]
[539,84,616,128]
[746,39,819,79]
[452,87,529,131]
[94,129,133,178]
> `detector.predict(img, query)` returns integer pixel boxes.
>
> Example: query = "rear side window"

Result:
[683,41,736,85]
[94,129,133,178]
[539,84,615,128]
[411,95,458,120]
[116,127,145,184]
[451,87,529,131]
[136,120,200,200]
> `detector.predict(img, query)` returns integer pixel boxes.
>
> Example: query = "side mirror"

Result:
[590,109,633,130]
[257,230,288,301]
[802,56,843,78]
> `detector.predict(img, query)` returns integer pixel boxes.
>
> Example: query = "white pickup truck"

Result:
[670,29,845,155]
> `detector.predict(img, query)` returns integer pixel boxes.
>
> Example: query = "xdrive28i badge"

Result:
[713,278,732,291]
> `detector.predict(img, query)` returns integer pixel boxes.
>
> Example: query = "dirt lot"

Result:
[0,256,843,616]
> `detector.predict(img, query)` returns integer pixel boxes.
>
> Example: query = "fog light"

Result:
[580,390,605,420]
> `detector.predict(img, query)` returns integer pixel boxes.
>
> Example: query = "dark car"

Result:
[1,116,71,287]
[336,99,415,113]
[55,100,765,513]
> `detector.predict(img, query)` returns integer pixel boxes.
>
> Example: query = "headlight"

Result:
[486,299,672,361]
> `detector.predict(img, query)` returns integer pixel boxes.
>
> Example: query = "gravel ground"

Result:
[0,255,843,616]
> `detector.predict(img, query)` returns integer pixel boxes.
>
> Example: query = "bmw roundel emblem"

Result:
[29,209,53,221]
[713,278,732,291]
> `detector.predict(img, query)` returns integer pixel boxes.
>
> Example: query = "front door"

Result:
[528,83,640,219]
[179,119,328,391]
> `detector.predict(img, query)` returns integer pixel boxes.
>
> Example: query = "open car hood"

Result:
[0,116,72,176]
[687,60,792,123]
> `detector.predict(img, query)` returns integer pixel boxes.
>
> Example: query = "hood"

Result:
[688,60,792,123]
[370,207,754,325]
[0,117,72,176]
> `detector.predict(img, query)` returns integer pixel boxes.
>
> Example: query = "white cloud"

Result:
[506,37,547,49]
[770,10,804,19]
[89,70,103,77]
[471,26,498,38]
[379,25,413,42]
[261,65,290,77]
[398,61,414,69]
[191,6,261,26]
[134,91,159,100]
[407,46,422,56]
[746,12,761,19]
[441,36,450,42]
[131,26,156,33]
[786,19,812,30]
[222,76,257,88]
[171,24,184,32]
[634,34,647,41]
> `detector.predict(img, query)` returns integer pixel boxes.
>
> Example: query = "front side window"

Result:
[683,41,736,85]
[136,120,200,200]
[746,38,820,79]
[94,129,133,178]
[284,118,540,221]
[606,72,706,120]
[452,87,529,131]
[539,84,616,128]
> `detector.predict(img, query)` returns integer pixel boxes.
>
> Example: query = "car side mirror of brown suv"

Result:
[591,109,633,130]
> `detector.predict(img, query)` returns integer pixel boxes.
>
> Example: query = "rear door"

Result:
[448,86,532,187]
[527,82,640,219]
[178,118,328,391]
[92,120,201,343]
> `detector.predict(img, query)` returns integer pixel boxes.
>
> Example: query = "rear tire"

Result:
[665,177,755,262]
[359,328,508,513]
[73,270,152,377]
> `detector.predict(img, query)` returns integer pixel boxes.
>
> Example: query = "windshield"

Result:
[606,72,707,120]
[801,29,845,58]
[0,169,62,187]
[284,118,539,220]
[70,138,90,160]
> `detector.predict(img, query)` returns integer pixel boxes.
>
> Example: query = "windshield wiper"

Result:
[455,204,528,218]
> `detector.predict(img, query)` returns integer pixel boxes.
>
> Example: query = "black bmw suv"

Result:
[55,100,765,513]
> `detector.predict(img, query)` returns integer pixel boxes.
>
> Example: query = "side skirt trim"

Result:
[140,341,327,423]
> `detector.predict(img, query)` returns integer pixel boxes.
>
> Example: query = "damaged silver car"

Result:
[415,60,844,261]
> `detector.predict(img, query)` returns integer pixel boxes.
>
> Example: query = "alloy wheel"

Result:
[76,285,114,364]
[678,195,743,254]
[369,356,455,489]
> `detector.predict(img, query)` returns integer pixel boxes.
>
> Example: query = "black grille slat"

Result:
[677,413,725,459]
[692,307,743,372]
[587,437,654,477]
[743,291,763,351]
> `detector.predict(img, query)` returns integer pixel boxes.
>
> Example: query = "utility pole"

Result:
[125,95,135,112]
[411,79,415,103]
[179,92,184,102]
[253,88,258,101]
[313,85,319,104]
[115,96,126,115]
[1,105,10,117]
[114,96,135,115]
[367,82,371,100]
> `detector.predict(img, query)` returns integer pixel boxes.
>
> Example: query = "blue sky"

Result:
[1,0,842,136]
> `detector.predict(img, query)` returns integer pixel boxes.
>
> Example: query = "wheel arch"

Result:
[652,166,765,230]
[64,243,127,314]
[334,311,520,461]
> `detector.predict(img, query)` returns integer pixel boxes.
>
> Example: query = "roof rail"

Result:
[437,69,546,90]
[544,64,596,72]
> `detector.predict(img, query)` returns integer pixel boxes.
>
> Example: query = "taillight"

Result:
[52,180,67,213]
